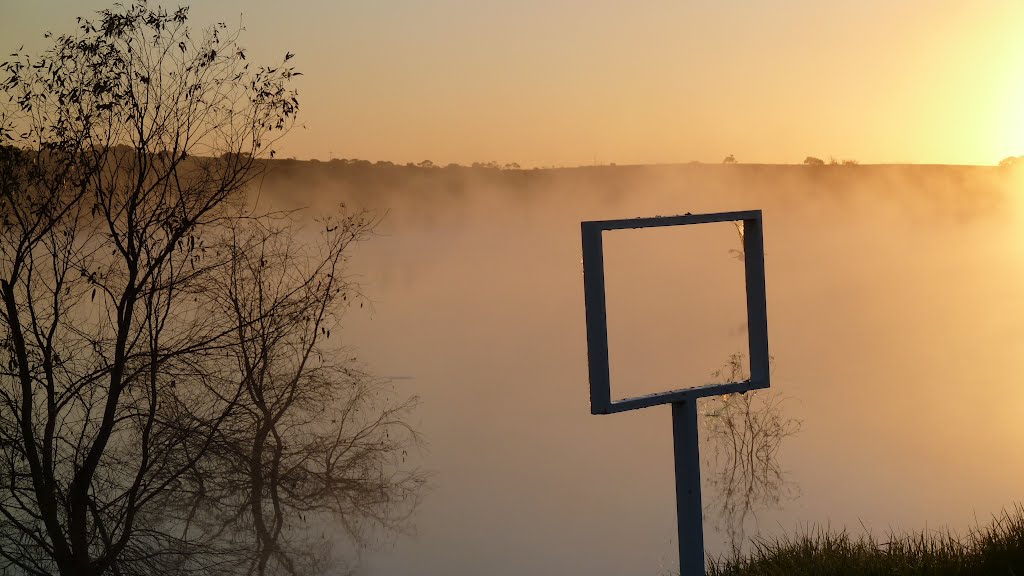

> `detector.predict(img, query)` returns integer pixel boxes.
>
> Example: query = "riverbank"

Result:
[708,506,1024,575]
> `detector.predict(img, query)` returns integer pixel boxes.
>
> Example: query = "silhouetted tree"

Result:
[722,155,737,164]
[803,156,825,166]
[0,4,421,575]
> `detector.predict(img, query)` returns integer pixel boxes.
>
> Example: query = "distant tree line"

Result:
[324,158,523,170]
[804,156,859,166]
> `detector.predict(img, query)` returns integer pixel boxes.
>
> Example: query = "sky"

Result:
[3,0,1024,167]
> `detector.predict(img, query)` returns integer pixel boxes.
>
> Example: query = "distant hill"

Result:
[253,160,1016,226]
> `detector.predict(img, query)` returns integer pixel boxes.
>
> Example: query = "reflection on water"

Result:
[258,163,1024,576]
[701,353,802,557]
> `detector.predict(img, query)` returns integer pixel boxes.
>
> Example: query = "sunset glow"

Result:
[4,1,1024,166]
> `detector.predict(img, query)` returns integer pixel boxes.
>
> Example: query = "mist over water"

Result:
[258,163,1024,575]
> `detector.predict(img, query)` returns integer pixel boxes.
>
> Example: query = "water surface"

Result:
[263,163,1024,575]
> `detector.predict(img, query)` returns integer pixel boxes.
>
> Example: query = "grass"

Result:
[707,506,1024,576]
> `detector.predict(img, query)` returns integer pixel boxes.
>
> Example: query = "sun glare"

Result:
[983,36,1024,164]
[992,75,1024,163]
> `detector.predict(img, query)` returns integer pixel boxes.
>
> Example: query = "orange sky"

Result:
[4,1,1024,166]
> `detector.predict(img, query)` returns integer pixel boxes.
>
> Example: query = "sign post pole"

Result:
[673,400,705,576]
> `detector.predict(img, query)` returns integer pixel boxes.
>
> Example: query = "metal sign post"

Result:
[673,399,704,575]
[581,211,770,576]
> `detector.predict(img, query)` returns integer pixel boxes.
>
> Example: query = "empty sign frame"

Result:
[581,210,770,414]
